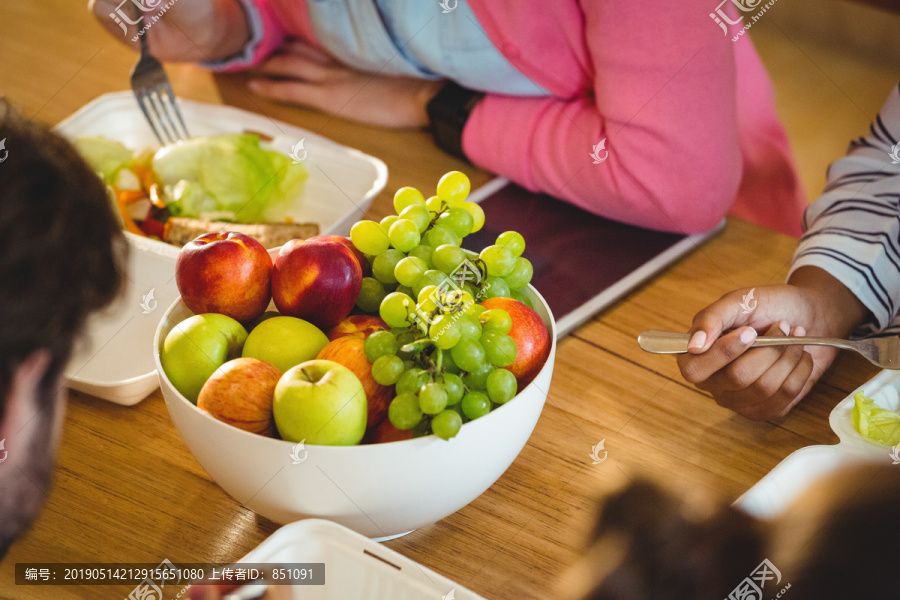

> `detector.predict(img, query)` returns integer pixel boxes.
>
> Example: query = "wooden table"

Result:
[0,2,880,599]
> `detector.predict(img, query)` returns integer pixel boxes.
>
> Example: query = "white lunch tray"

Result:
[237,519,484,599]
[57,92,388,405]
[735,369,899,518]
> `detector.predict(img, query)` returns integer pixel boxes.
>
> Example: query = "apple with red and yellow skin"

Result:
[369,418,413,444]
[176,232,272,323]
[480,297,550,388]
[326,315,389,341]
[307,235,369,276]
[197,358,281,437]
[272,239,362,331]
[317,336,391,428]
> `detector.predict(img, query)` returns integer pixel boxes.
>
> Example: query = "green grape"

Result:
[480,309,512,334]
[432,244,467,274]
[394,256,428,287]
[388,219,421,252]
[412,270,447,298]
[364,330,399,362]
[399,204,432,233]
[396,331,418,347]
[408,244,434,268]
[462,365,492,391]
[503,257,533,291]
[379,291,415,328]
[482,276,511,299]
[356,277,386,313]
[388,393,423,430]
[441,372,465,405]
[431,409,462,440]
[496,231,526,257]
[418,382,448,414]
[372,355,404,385]
[469,303,487,317]
[509,289,534,309]
[486,368,517,404]
[481,331,517,367]
[429,315,461,350]
[393,186,426,213]
[457,315,482,341]
[462,201,485,233]
[372,249,404,285]
[425,195,444,213]
[451,339,486,373]
[437,207,475,239]
[442,348,460,374]
[417,284,438,304]
[424,225,460,248]
[479,245,516,277]
[351,220,390,255]
[396,368,429,395]
[379,215,398,235]
[395,284,415,297]
[461,391,491,420]
[436,171,471,206]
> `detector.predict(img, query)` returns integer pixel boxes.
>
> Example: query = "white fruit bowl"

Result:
[153,288,556,539]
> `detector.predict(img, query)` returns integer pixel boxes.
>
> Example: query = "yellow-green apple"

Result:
[273,360,367,445]
[317,336,391,428]
[175,232,273,323]
[325,315,389,341]
[242,316,328,373]
[272,240,362,330]
[369,419,413,444]
[161,313,248,403]
[480,297,550,388]
[307,234,369,276]
[197,358,281,436]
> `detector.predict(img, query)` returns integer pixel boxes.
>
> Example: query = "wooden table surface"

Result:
[0,2,882,599]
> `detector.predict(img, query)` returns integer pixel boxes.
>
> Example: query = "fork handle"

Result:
[637,330,857,354]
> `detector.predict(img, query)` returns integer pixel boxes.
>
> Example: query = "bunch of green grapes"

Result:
[348,171,532,440]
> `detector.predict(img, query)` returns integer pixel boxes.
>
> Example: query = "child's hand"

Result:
[677,268,868,420]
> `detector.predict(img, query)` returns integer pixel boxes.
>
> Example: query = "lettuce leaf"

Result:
[74,136,133,183]
[851,391,900,446]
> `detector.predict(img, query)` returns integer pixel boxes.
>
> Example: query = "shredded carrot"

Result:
[112,187,146,237]
[148,183,166,209]
[117,189,148,204]
[131,163,158,192]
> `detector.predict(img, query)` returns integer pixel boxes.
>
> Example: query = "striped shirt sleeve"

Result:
[788,83,900,333]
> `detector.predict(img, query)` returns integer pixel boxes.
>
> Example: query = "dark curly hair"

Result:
[0,99,126,412]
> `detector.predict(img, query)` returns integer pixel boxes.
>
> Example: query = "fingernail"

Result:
[793,326,806,337]
[688,331,707,350]
[779,321,790,336]
[248,80,261,91]
[740,327,757,344]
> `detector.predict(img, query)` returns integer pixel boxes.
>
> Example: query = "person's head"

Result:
[0,98,126,557]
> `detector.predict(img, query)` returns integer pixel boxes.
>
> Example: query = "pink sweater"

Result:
[240,0,805,237]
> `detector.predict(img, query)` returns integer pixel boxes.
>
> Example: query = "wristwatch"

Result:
[427,81,485,161]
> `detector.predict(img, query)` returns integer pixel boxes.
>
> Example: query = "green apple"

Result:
[273,360,367,445]
[242,316,328,373]
[161,313,248,404]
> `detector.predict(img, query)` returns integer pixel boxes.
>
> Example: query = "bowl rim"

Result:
[153,285,557,449]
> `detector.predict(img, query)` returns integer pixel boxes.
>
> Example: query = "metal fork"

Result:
[130,12,189,145]
[637,330,900,369]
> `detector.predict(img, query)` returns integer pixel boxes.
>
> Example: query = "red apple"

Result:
[369,418,414,444]
[176,232,272,323]
[272,240,362,331]
[480,297,550,388]
[197,357,282,436]
[307,235,369,276]
[326,315,389,341]
[317,336,391,428]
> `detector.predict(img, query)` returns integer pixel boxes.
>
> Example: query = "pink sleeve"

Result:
[204,0,287,72]
[462,2,744,234]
